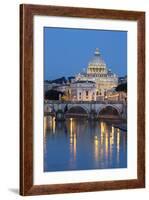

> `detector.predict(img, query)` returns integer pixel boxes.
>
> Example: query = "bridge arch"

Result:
[65,105,89,117]
[97,104,121,118]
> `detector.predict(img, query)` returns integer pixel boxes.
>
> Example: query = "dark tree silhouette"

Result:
[115,83,127,93]
[45,90,64,100]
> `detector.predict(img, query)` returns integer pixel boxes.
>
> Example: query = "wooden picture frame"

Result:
[20,4,145,196]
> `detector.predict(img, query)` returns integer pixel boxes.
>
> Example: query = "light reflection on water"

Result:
[44,116,127,172]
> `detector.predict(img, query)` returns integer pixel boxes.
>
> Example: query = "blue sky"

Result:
[44,27,127,80]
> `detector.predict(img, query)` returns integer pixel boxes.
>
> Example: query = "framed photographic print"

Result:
[20,4,145,196]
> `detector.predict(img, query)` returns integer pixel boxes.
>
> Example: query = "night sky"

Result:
[44,27,127,80]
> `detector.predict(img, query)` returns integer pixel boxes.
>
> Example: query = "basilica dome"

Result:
[88,48,106,66]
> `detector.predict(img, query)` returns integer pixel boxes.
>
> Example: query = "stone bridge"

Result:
[44,100,127,120]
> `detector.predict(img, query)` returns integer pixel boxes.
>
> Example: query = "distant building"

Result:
[118,76,127,84]
[68,76,75,83]
[75,48,118,100]
[107,91,127,102]
[44,81,53,92]
[70,80,96,101]
[44,48,124,102]
[54,84,69,93]
[55,84,71,100]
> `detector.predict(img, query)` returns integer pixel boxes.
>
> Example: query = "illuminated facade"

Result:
[70,80,96,101]
[44,48,120,102]
[76,48,118,100]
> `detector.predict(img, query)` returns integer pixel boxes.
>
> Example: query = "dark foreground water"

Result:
[44,116,127,172]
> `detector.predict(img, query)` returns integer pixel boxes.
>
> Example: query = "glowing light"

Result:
[109,126,115,164]
[116,128,120,164]
[100,122,105,133]
[70,137,73,144]
[69,122,77,167]
[73,133,77,160]
[117,129,120,151]
[105,132,109,157]
[100,122,104,145]
[111,126,115,145]
[70,118,73,136]
[94,135,99,163]
[47,116,52,130]
[52,117,56,133]
[94,135,98,140]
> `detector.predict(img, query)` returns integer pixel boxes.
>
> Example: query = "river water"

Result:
[44,116,127,172]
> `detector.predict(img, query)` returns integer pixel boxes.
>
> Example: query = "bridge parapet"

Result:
[44,100,127,120]
[45,100,125,104]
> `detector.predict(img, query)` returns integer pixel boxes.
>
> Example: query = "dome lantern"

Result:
[94,48,100,55]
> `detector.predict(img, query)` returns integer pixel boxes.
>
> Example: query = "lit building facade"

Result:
[70,80,96,101]
[75,48,118,100]
[55,84,71,101]
[107,91,127,102]
[44,48,121,102]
